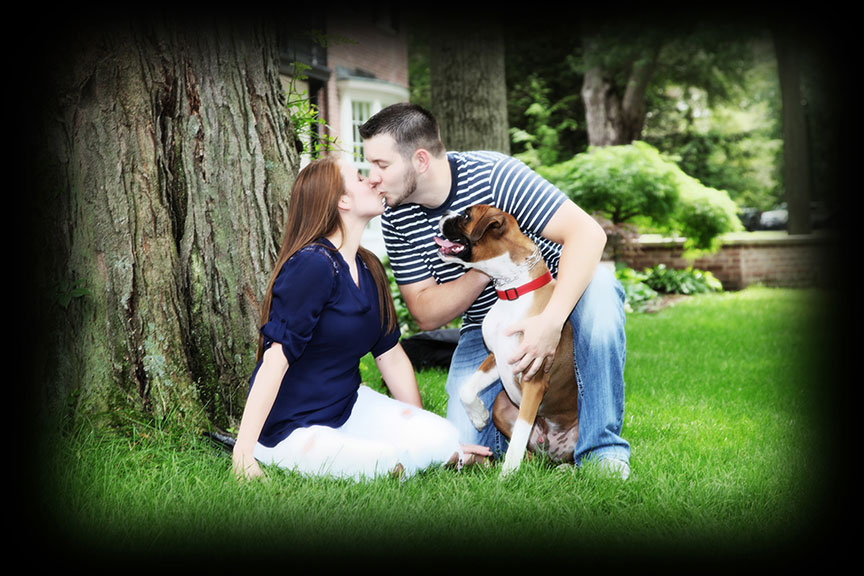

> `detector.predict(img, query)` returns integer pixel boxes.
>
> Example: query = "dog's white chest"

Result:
[481,294,536,405]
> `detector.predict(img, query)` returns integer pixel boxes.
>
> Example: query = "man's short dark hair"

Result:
[358,102,445,159]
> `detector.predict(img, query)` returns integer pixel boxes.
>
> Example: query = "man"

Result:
[359,103,630,478]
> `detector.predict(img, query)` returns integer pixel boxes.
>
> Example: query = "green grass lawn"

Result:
[37,287,842,566]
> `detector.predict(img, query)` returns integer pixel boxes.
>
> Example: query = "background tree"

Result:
[32,19,299,430]
[426,18,510,154]
[773,22,812,235]
[579,18,664,147]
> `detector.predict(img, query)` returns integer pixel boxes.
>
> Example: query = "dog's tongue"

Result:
[434,236,465,254]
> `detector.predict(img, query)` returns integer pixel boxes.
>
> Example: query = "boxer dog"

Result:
[435,205,579,477]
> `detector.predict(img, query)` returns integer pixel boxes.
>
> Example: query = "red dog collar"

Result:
[496,271,553,300]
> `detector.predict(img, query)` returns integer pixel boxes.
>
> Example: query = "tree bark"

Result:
[581,66,624,147]
[428,22,510,154]
[773,25,812,235]
[34,20,299,429]
[581,32,661,147]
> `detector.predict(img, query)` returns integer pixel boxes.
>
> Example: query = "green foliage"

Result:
[615,264,659,313]
[615,263,723,312]
[538,141,742,251]
[505,27,586,165]
[615,263,722,312]
[539,142,680,225]
[283,32,342,158]
[505,28,784,210]
[54,278,92,309]
[674,175,743,252]
[509,74,581,168]
[385,260,420,337]
[642,37,784,211]
[642,264,723,295]
[285,63,339,159]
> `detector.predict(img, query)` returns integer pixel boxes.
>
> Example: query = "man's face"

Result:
[363,134,418,207]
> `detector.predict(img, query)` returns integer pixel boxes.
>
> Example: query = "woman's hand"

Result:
[459,443,493,467]
[231,343,287,481]
[232,447,265,481]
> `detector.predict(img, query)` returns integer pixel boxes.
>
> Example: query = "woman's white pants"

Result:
[254,386,462,481]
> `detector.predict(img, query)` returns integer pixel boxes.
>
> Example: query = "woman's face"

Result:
[339,159,387,219]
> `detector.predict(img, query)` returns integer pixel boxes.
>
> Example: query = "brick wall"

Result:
[326,16,409,87]
[621,232,840,290]
[323,10,409,140]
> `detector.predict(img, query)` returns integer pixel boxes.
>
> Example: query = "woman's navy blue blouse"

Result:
[250,239,400,448]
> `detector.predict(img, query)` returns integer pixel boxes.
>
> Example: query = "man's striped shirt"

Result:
[381,151,568,332]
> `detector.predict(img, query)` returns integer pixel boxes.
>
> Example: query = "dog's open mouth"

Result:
[434,236,466,256]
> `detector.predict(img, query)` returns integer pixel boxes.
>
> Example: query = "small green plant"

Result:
[385,261,420,336]
[643,263,723,295]
[615,264,659,313]
[615,263,722,312]
[284,62,339,159]
[283,31,346,158]
[55,278,92,309]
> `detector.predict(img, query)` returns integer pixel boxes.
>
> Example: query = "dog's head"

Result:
[434,205,537,275]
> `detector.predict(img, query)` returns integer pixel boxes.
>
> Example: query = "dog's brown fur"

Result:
[437,205,580,471]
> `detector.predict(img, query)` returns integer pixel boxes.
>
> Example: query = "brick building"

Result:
[278,8,409,258]
[278,8,410,172]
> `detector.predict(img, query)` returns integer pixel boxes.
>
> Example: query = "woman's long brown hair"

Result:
[256,156,397,362]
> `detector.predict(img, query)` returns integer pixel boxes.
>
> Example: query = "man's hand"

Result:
[505,312,564,379]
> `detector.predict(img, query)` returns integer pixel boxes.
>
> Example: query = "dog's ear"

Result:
[473,209,507,241]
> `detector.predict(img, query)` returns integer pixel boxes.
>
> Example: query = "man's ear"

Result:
[412,148,432,174]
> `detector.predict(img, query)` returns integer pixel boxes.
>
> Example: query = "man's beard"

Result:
[392,166,418,206]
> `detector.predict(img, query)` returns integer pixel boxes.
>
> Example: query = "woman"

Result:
[232,156,490,481]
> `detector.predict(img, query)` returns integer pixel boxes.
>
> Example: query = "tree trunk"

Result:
[581,33,660,147]
[33,20,299,429]
[581,67,625,147]
[428,22,510,154]
[773,25,812,235]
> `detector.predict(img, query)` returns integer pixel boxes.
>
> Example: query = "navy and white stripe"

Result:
[382,151,568,332]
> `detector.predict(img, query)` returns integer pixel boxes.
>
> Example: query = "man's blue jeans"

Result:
[444,265,631,468]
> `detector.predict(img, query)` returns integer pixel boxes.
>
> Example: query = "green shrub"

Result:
[615,264,659,313]
[615,263,722,312]
[643,264,723,295]
[674,173,743,252]
[539,141,680,228]
[538,141,742,252]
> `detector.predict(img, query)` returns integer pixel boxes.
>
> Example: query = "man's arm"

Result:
[506,199,606,378]
[399,269,490,331]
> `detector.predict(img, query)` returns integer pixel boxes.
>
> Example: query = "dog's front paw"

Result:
[499,420,530,478]
[499,452,521,478]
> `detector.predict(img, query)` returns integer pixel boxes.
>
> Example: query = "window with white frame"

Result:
[338,77,409,259]
[338,77,409,175]
[351,100,372,168]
